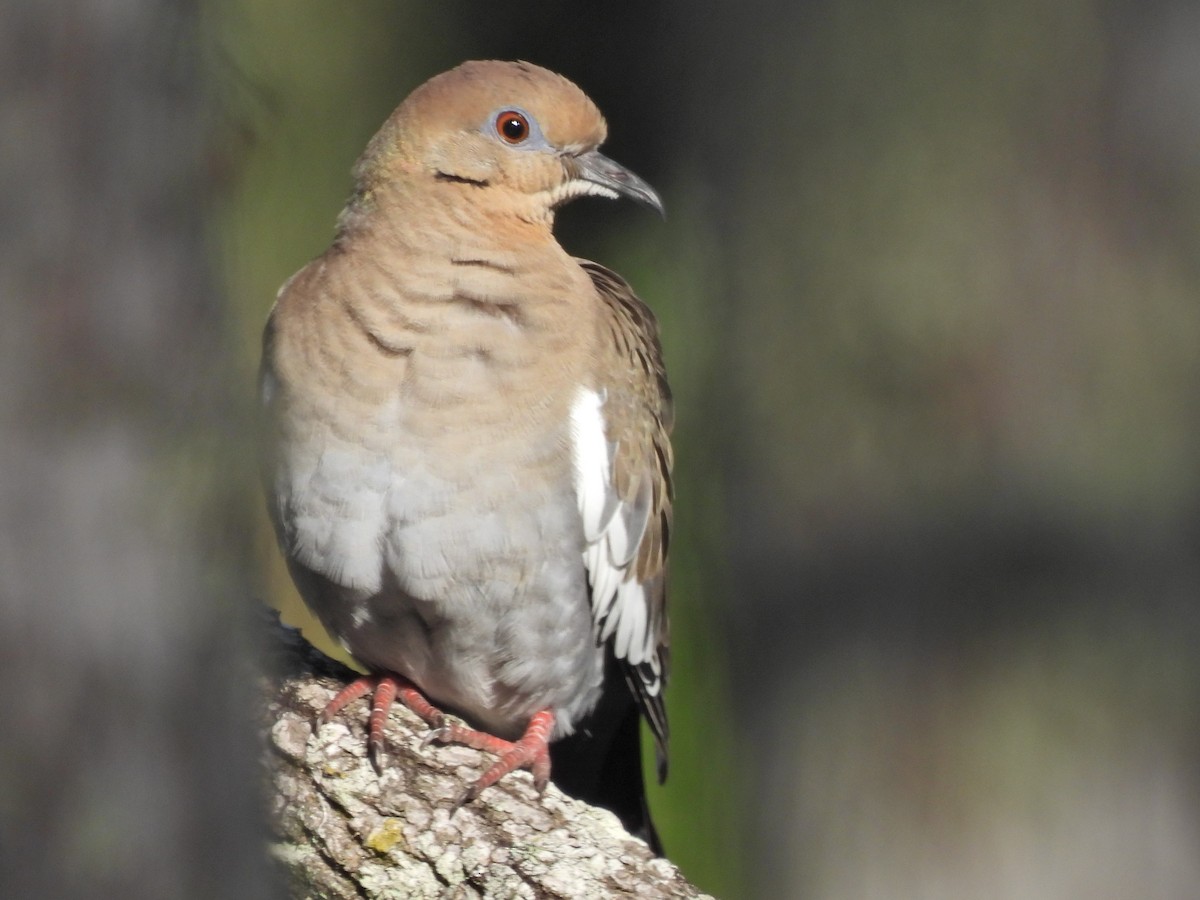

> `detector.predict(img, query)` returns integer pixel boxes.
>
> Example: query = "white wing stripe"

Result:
[569,387,618,541]
[570,386,653,666]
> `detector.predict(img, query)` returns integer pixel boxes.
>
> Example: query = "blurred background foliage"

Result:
[207,1,1200,897]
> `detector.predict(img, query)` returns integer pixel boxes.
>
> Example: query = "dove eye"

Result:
[496,110,530,144]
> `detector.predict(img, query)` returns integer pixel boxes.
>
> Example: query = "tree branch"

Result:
[261,612,711,898]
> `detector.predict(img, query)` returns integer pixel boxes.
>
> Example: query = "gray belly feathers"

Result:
[273,429,604,741]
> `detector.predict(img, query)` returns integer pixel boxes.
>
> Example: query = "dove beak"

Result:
[570,149,665,218]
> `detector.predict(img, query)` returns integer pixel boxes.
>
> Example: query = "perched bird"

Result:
[260,60,673,850]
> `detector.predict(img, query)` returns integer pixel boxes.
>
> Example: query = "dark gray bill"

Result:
[573,149,665,217]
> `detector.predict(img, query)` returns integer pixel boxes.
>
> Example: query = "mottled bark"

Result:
[262,614,709,899]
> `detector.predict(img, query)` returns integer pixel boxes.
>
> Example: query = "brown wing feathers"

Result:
[580,260,674,778]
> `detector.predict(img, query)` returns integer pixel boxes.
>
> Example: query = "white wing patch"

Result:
[569,386,658,668]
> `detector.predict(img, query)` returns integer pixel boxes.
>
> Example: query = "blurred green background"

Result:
[207,1,1200,897]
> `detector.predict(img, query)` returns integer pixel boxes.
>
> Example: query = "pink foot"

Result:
[318,673,445,773]
[428,708,555,808]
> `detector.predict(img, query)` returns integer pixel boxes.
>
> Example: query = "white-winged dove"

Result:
[260,60,673,849]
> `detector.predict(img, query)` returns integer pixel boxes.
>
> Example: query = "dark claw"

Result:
[450,784,479,813]
[368,740,386,775]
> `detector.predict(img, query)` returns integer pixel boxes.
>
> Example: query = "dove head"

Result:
[354,60,662,224]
